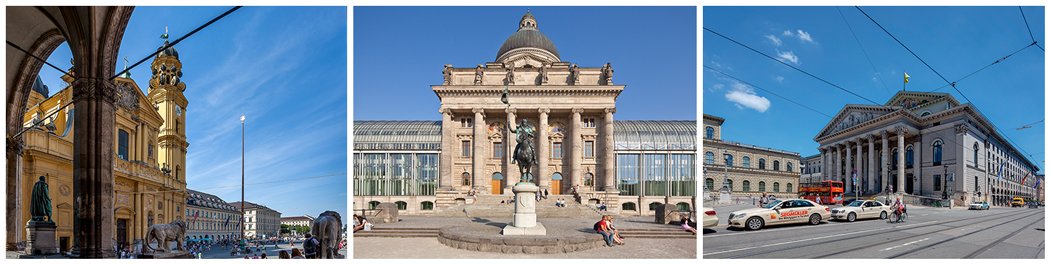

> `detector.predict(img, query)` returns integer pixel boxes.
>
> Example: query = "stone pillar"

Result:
[603,108,616,191]
[537,108,549,190]
[896,127,907,194]
[570,108,583,190]
[439,108,453,189]
[868,135,876,193]
[472,108,487,193]
[71,77,117,258]
[6,138,24,250]
[819,147,827,182]
[845,141,853,194]
[881,131,889,192]
[856,139,863,193]
[505,108,519,187]
[914,135,923,196]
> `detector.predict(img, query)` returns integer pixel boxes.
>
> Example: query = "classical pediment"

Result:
[816,106,894,139]
[884,91,951,109]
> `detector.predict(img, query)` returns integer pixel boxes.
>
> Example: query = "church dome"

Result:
[496,11,560,62]
[157,40,179,59]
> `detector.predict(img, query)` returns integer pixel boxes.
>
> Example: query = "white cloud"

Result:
[711,83,725,91]
[776,50,800,65]
[775,76,785,83]
[764,34,782,46]
[725,82,771,113]
[797,29,814,43]
[782,30,794,37]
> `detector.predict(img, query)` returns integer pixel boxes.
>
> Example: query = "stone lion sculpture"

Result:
[312,211,343,259]
[145,219,186,253]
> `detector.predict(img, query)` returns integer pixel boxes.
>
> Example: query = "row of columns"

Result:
[437,107,617,194]
[821,127,910,195]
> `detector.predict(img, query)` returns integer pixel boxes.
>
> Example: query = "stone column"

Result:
[881,131,889,192]
[896,126,907,194]
[439,108,453,189]
[845,141,853,194]
[914,135,923,196]
[505,108,519,187]
[834,146,841,183]
[603,108,616,191]
[472,108,487,193]
[819,147,827,182]
[570,108,583,190]
[856,139,863,194]
[6,138,24,250]
[868,134,876,193]
[537,108,550,190]
[71,77,117,258]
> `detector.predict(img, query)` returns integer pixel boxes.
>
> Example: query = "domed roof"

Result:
[156,40,179,59]
[32,75,49,96]
[496,11,559,61]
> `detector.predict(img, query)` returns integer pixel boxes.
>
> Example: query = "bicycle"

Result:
[887,210,908,223]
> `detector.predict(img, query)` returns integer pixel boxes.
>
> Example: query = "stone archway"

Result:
[6,7,134,257]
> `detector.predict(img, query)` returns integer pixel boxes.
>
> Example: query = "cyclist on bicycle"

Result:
[890,197,907,222]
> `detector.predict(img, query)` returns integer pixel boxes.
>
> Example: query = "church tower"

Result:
[147,29,189,183]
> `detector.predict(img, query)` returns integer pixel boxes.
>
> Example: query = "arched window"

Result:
[676,202,691,211]
[705,126,715,139]
[368,201,380,210]
[973,142,980,166]
[421,201,434,211]
[621,202,637,211]
[787,162,794,172]
[759,181,766,192]
[648,202,663,211]
[492,172,503,180]
[705,178,715,191]
[725,154,734,167]
[759,159,766,170]
[892,148,899,167]
[773,160,780,171]
[462,172,471,186]
[584,173,594,186]
[705,152,715,164]
[743,180,751,192]
[773,182,780,193]
[726,179,734,191]
[117,129,129,160]
[902,144,911,167]
[743,156,751,168]
[551,172,563,180]
[787,183,793,193]
[932,140,943,165]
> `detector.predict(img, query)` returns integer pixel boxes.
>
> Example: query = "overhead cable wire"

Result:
[703,27,881,105]
[855,6,954,87]
[837,7,891,96]
[1018,6,1045,52]
[704,65,833,118]
[5,41,73,77]
[930,42,1037,92]
[112,6,242,80]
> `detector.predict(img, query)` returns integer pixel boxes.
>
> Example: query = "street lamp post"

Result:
[240,114,246,241]
[722,150,730,193]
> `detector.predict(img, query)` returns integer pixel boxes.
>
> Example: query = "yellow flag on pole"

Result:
[904,72,910,83]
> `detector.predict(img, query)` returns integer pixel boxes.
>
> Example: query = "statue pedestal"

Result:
[502,182,547,236]
[25,220,58,255]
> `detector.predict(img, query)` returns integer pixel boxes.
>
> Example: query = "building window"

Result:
[906,145,914,168]
[705,152,715,164]
[461,141,471,157]
[118,129,129,161]
[786,183,793,193]
[743,156,751,168]
[759,181,766,192]
[493,142,503,158]
[648,202,662,211]
[773,182,780,193]
[973,143,980,166]
[462,172,471,186]
[759,159,766,170]
[584,173,594,187]
[726,179,733,191]
[932,140,943,165]
[553,142,563,158]
[148,143,154,159]
[773,161,780,171]
[584,141,594,158]
[395,201,407,210]
[934,175,941,191]
[787,162,793,172]
[705,126,714,139]
[892,148,899,167]
[725,154,734,167]
[583,118,596,128]
[460,118,473,128]
[621,202,637,211]
[743,180,751,192]
[705,178,714,191]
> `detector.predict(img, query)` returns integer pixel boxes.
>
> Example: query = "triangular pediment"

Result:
[816,105,895,139]
[885,91,952,109]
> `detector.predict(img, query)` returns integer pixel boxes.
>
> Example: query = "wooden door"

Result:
[492,180,502,194]
[551,180,561,195]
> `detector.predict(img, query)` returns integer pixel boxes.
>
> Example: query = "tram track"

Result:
[960,213,1045,258]
[705,209,1037,258]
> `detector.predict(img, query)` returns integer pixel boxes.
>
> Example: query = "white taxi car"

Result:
[830,200,891,222]
[727,198,830,230]
[703,207,718,228]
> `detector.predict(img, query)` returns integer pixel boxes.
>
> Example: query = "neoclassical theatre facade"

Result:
[353,12,696,215]
[814,91,1039,206]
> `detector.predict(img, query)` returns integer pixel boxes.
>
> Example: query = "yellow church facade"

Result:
[19,39,190,252]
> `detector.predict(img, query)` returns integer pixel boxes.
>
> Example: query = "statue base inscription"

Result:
[502,182,547,236]
[25,220,59,256]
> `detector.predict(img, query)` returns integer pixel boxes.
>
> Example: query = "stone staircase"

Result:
[353,227,439,238]
[354,227,695,239]
[434,194,601,218]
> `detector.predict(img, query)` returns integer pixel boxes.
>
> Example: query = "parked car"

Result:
[1028,202,1039,209]
[831,200,891,221]
[1011,197,1025,207]
[703,207,718,228]
[968,201,990,210]
[727,198,830,230]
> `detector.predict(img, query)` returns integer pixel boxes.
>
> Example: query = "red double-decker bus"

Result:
[800,180,844,205]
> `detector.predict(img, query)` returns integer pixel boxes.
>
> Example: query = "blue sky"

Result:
[38,6,348,219]
[354,6,697,121]
[704,6,1045,170]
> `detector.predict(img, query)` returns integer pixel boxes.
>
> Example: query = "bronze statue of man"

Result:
[30,176,52,223]
[509,119,536,182]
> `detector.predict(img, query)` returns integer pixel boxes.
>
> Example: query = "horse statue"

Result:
[509,118,537,182]
[311,211,343,258]
[144,219,186,253]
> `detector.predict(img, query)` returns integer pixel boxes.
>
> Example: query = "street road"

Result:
[703,205,1044,258]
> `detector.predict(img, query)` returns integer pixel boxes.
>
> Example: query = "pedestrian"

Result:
[291,248,305,259]
[261,252,267,259]
[815,196,822,205]
[544,189,549,199]
[595,215,615,247]
[279,250,291,259]
[760,192,769,207]
[302,233,318,259]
